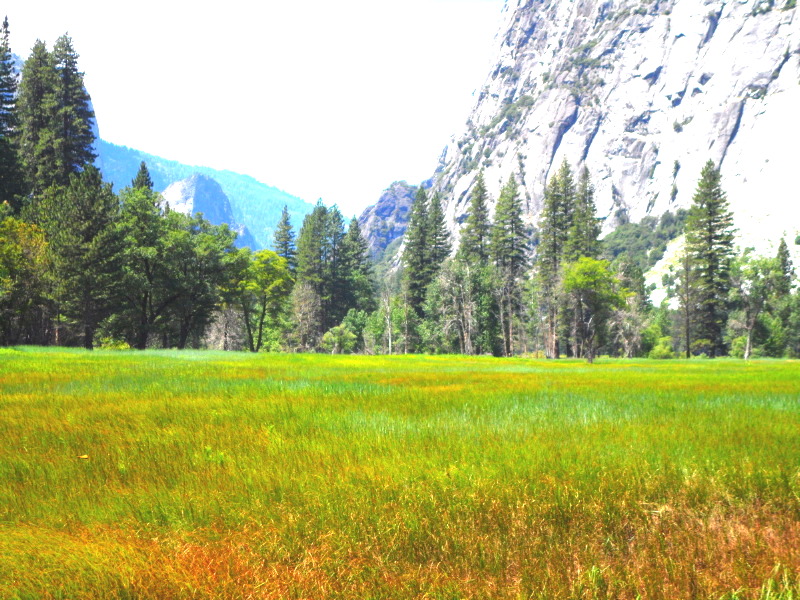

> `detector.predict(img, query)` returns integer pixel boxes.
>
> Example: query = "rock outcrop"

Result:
[358,181,418,258]
[430,0,800,260]
[161,174,258,249]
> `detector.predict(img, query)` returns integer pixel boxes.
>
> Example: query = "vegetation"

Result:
[1,349,799,599]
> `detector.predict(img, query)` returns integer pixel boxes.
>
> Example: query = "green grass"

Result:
[1,348,799,598]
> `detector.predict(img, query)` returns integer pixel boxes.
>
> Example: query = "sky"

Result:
[7,0,505,216]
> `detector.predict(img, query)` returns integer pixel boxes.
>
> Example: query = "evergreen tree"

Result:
[131,161,153,190]
[564,167,600,261]
[459,170,491,263]
[51,34,96,184]
[0,16,23,211]
[427,192,451,267]
[17,40,56,195]
[273,204,296,272]
[685,160,735,356]
[40,166,123,349]
[775,237,794,296]
[491,174,527,355]
[342,217,375,313]
[323,205,348,329]
[402,187,431,318]
[536,160,575,357]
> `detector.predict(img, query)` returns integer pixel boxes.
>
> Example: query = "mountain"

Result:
[161,174,258,249]
[425,0,800,262]
[357,181,418,258]
[96,139,314,249]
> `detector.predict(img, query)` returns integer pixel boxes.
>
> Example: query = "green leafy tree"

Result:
[0,214,49,344]
[685,160,735,356]
[562,257,625,363]
[113,185,176,349]
[321,323,357,354]
[233,249,292,352]
[161,212,237,349]
[729,249,778,359]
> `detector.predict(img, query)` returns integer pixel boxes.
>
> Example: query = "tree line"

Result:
[1,21,798,357]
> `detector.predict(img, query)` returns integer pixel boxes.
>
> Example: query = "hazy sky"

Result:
[7,0,505,216]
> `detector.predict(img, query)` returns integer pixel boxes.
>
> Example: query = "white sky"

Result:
[7,0,504,216]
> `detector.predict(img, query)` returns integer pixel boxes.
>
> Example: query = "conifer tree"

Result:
[685,160,735,356]
[775,237,794,296]
[564,167,600,261]
[342,217,375,313]
[17,40,56,195]
[131,161,153,190]
[40,166,123,349]
[51,34,96,184]
[459,171,491,263]
[273,204,296,272]
[536,160,575,357]
[491,174,527,355]
[427,192,451,268]
[0,16,23,210]
[402,187,431,317]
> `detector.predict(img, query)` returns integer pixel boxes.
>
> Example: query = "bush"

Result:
[649,336,675,359]
[98,337,131,351]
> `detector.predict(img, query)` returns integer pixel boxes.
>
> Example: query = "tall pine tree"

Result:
[685,160,735,357]
[402,187,431,318]
[273,204,296,273]
[491,174,527,356]
[0,16,23,211]
[131,161,153,190]
[459,171,491,263]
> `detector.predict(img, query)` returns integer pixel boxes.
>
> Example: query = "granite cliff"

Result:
[428,0,799,260]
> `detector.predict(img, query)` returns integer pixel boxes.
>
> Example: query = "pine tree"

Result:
[402,187,431,317]
[775,237,794,296]
[131,161,153,190]
[427,192,451,267]
[685,160,735,356]
[17,40,57,195]
[537,160,575,358]
[564,167,600,261]
[273,204,296,272]
[342,217,375,313]
[0,17,23,211]
[491,174,527,355]
[51,34,96,184]
[459,171,491,263]
[40,166,123,349]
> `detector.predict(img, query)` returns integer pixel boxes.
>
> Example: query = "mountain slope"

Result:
[161,174,258,249]
[429,0,800,261]
[96,140,314,249]
[357,181,417,258]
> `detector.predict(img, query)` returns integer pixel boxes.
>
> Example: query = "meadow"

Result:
[0,347,798,599]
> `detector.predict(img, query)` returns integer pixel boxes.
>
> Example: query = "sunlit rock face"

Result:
[358,181,418,258]
[161,174,258,249]
[431,0,800,259]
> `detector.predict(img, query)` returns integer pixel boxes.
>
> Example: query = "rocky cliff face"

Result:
[431,0,800,259]
[358,181,418,258]
[161,174,258,249]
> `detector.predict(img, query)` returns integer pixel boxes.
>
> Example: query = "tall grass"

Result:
[0,348,798,598]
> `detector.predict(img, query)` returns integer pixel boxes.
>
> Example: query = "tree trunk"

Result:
[84,325,94,350]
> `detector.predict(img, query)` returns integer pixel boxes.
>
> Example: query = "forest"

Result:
[0,22,798,359]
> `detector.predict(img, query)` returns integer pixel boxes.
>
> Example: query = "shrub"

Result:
[649,336,675,359]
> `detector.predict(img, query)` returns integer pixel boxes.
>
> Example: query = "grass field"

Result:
[0,348,799,599]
